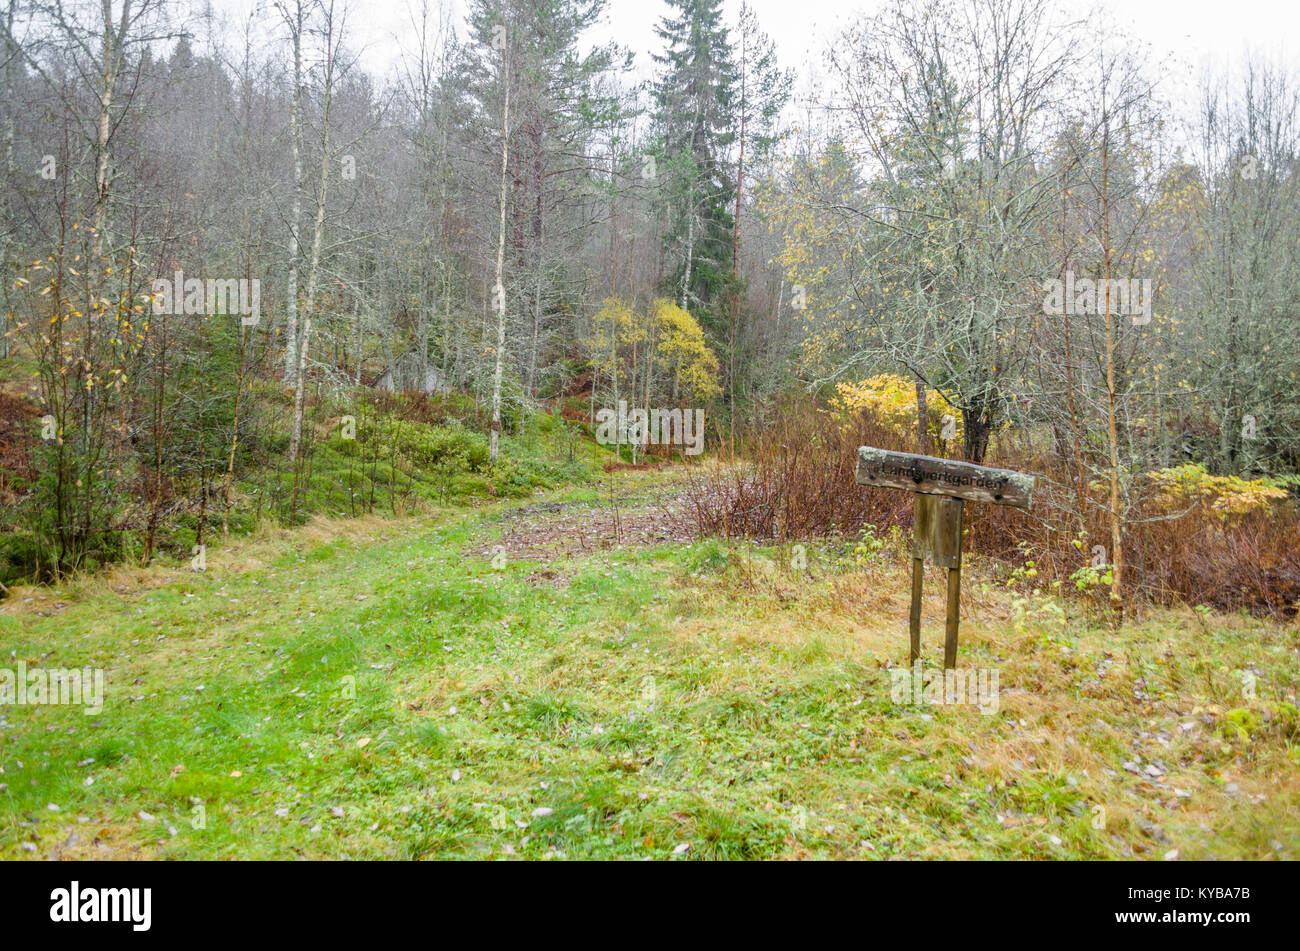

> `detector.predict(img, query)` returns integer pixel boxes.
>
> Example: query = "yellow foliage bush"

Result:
[1148,464,1288,520]
[829,373,962,446]
[585,296,721,404]
[652,299,722,401]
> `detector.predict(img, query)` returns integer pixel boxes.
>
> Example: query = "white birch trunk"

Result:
[488,32,511,463]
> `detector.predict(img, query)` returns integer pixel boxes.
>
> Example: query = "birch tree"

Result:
[487,7,510,463]
[0,0,21,359]
[287,0,344,465]
[276,0,308,386]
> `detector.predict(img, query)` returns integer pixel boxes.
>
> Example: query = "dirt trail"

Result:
[470,486,696,574]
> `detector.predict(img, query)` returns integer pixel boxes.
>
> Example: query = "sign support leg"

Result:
[943,563,961,670]
[909,556,923,663]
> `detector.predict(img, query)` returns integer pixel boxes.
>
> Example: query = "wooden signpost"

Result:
[855,447,1035,669]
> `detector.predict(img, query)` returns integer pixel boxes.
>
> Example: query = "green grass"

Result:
[1,475,1297,860]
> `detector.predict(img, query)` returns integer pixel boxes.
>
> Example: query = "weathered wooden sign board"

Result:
[855,447,1035,669]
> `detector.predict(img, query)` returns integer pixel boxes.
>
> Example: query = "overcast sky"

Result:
[203,0,1295,75]
[205,0,1298,126]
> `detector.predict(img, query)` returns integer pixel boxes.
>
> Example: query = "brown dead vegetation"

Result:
[686,403,1300,618]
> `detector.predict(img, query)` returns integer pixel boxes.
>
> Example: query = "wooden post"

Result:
[944,562,962,669]
[909,556,923,663]
[912,493,965,668]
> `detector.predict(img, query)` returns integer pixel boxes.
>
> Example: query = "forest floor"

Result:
[1,466,1297,860]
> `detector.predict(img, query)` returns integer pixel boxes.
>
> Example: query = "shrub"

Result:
[829,373,964,449]
[1148,464,1289,521]
[685,397,1300,617]
[346,418,489,473]
[0,532,41,588]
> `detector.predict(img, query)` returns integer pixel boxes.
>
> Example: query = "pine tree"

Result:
[652,0,736,332]
[731,2,791,283]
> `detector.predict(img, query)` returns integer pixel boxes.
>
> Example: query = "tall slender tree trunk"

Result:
[915,382,929,453]
[439,117,452,380]
[288,3,335,465]
[488,33,511,464]
[0,2,15,359]
[144,309,168,565]
[525,103,543,402]
[1100,104,1125,614]
[283,1,305,385]
[680,188,694,312]
[727,37,748,458]
[352,295,362,384]
[732,28,746,284]
[1061,173,1087,530]
[223,254,254,535]
[91,0,124,264]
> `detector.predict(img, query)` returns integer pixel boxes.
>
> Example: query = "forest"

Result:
[0,0,1297,865]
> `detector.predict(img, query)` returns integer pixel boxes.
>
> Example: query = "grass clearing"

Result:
[1,471,1297,860]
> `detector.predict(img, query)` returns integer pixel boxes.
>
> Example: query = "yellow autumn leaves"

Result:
[829,372,964,445]
[588,296,721,402]
[1148,464,1288,521]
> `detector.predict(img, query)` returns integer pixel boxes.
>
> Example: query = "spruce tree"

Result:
[652,0,736,333]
